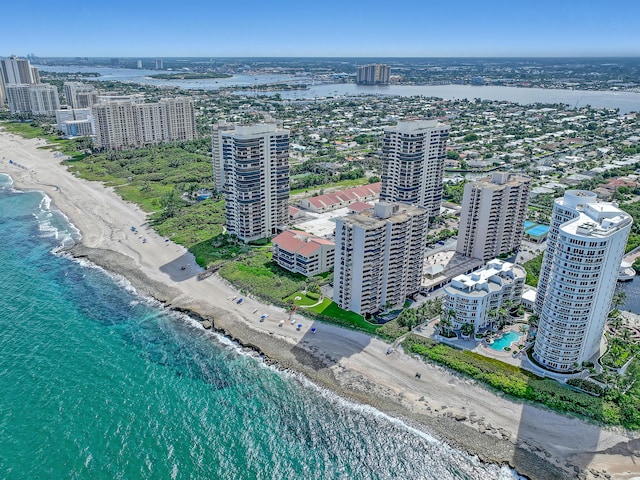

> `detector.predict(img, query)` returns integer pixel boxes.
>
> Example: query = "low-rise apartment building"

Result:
[443,259,525,333]
[272,230,335,277]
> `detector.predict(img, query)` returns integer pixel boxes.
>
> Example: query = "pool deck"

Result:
[415,321,530,368]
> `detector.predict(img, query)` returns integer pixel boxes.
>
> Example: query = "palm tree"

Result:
[440,309,456,336]
[430,298,443,319]
[461,322,475,338]
[611,291,627,315]
[416,303,430,325]
[609,314,623,330]
[487,308,499,331]
[496,307,510,329]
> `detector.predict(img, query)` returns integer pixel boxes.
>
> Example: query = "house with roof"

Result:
[298,183,381,213]
[272,230,335,277]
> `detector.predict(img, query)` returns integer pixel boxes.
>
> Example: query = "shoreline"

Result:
[2,128,639,479]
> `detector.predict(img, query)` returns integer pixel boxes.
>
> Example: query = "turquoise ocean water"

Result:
[0,174,519,479]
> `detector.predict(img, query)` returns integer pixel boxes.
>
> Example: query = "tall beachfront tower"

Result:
[0,55,38,85]
[533,190,632,372]
[6,83,60,116]
[211,122,235,192]
[220,123,290,242]
[456,172,532,261]
[0,55,40,104]
[380,120,450,217]
[333,202,429,315]
[92,97,196,149]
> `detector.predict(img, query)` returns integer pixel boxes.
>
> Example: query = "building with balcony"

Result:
[0,55,40,101]
[380,120,450,217]
[356,64,391,85]
[211,122,236,192]
[64,82,99,108]
[220,123,290,242]
[333,202,429,315]
[456,172,532,261]
[6,83,60,116]
[92,96,196,149]
[443,259,526,333]
[272,230,335,277]
[533,190,632,372]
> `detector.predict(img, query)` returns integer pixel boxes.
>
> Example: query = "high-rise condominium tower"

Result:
[333,202,429,315]
[6,83,60,116]
[0,55,40,104]
[92,97,196,149]
[380,120,450,217]
[64,82,99,108]
[356,64,391,85]
[220,124,290,242]
[456,172,532,261]
[211,122,236,192]
[0,55,38,85]
[533,190,632,372]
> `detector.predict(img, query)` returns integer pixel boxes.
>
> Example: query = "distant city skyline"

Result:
[3,0,639,58]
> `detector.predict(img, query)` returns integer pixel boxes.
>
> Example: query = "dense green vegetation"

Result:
[619,200,640,253]
[403,334,640,429]
[289,177,370,196]
[522,253,544,287]
[442,181,465,204]
[601,334,640,369]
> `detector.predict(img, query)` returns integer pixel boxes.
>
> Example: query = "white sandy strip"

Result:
[1,128,639,479]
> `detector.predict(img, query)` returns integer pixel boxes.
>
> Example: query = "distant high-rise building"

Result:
[64,82,99,108]
[137,60,143,69]
[92,97,196,150]
[5,84,31,113]
[533,190,632,372]
[110,58,120,67]
[30,66,40,84]
[6,83,59,116]
[155,59,164,70]
[0,75,6,105]
[456,172,532,261]
[0,55,40,101]
[380,120,450,217]
[356,64,391,85]
[219,123,290,242]
[0,56,36,85]
[333,202,429,315]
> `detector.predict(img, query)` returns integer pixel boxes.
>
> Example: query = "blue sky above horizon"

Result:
[3,0,639,57]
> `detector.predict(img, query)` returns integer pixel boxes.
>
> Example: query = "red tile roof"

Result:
[349,201,374,212]
[272,230,334,257]
[303,182,381,210]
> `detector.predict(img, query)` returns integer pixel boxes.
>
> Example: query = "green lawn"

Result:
[1,121,51,139]
[305,298,377,333]
[290,178,370,196]
[285,292,322,307]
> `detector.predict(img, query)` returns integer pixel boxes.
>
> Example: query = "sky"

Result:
[3,0,639,57]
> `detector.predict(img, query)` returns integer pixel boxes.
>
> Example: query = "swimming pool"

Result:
[489,331,523,351]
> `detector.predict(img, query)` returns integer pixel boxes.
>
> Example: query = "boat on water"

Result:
[618,261,636,281]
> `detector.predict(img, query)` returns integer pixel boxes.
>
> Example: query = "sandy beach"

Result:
[2,128,639,479]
